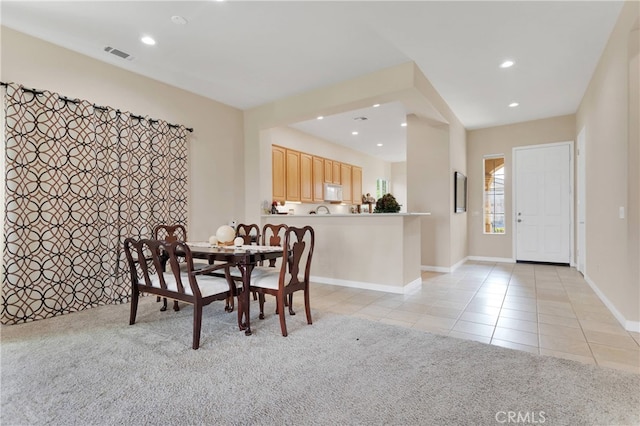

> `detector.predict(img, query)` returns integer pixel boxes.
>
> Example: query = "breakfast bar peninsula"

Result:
[260,213,430,294]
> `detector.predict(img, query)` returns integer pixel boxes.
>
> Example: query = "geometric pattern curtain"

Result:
[1,83,188,324]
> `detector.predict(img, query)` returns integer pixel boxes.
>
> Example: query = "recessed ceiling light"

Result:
[141,36,156,45]
[171,15,188,25]
[373,104,380,108]
[377,143,383,147]
[509,102,519,107]
[400,122,407,127]
[352,131,359,135]
[500,60,515,68]
[317,116,324,120]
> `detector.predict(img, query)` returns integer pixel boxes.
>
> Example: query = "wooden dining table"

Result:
[185,243,284,335]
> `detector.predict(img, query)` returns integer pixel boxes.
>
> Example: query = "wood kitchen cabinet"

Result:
[285,149,301,202]
[332,161,341,184]
[273,145,362,205]
[272,145,286,203]
[352,166,362,205]
[300,152,313,203]
[341,163,352,203]
[312,156,324,202]
[324,159,333,183]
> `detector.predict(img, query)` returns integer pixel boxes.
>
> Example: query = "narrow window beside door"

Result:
[484,155,505,234]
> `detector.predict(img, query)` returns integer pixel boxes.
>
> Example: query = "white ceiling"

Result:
[1,1,624,162]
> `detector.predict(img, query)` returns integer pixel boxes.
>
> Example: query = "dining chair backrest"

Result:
[152,224,187,243]
[281,226,315,290]
[236,223,260,245]
[124,238,199,296]
[151,224,189,310]
[262,223,288,247]
[262,223,288,267]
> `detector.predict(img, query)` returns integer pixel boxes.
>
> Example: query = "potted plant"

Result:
[374,193,401,213]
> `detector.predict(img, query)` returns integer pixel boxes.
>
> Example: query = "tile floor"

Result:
[308,261,640,374]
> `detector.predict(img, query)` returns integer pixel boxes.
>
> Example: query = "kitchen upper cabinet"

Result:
[285,149,300,202]
[300,152,313,203]
[341,163,352,203]
[332,161,341,184]
[324,159,333,183]
[272,145,286,203]
[352,166,363,205]
[273,145,362,205]
[312,156,324,202]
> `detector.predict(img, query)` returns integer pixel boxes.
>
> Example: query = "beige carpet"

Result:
[1,296,639,425]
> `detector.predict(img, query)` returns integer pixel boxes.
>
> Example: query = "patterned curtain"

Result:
[1,83,188,324]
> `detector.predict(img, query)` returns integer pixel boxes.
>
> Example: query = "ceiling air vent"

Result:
[104,46,135,61]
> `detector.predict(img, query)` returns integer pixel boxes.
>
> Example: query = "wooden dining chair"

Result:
[236,223,260,245]
[250,225,314,336]
[152,224,188,312]
[123,238,237,350]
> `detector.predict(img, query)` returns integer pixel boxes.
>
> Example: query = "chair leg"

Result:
[129,288,139,325]
[160,297,168,311]
[173,300,180,311]
[252,291,258,301]
[225,296,234,312]
[237,292,245,331]
[258,293,266,320]
[276,294,292,314]
[304,288,312,325]
[192,302,203,350]
[277,293,288,337]
[288,294,296,315]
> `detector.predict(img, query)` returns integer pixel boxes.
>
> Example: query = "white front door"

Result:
[514,143,572,264]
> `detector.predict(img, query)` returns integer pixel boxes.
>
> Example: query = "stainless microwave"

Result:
[324,183,343,202]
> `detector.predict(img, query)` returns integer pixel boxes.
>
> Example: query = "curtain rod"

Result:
[0,81,193,133]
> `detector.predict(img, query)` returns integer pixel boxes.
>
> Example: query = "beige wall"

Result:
[390,161,407,212]
[0,27,244,240]
[628,27,639,327]
[407,116,450,268]
[576,1,639,327]
[467,115,576,260]
[412,66,469,269]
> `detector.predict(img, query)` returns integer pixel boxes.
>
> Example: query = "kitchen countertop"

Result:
[261,212,431,217]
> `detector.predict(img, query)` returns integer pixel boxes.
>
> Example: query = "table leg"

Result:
[235,257,253,335]
[242,261,254,336]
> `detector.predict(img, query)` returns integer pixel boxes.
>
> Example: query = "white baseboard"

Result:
[583,273,640,333]
[450,257,468,272]
[467,256,516,264]
[310,275,422,295]
[421,265,452,273]
[422,256,515,273]
[421,257,468,273]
